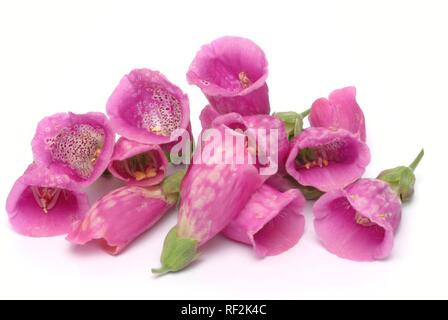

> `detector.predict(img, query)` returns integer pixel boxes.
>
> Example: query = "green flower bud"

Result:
[377,149,424,202]
[273,109,310,140]
[151,227,198,275]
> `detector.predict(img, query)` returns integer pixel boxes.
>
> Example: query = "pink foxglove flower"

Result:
[67,172,183,255]
[222,183,305,257]
[6,164,89,237]
[152,129,264,274]
[108,137,168,187]
[286,127,370,192]
[106,68,190,144]
[313,179,401,261]
[212,112,289,174]
[31,112,115,188]
[187,36,270,119]
[309,87,366,141]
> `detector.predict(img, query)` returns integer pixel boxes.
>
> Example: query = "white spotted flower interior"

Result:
[31,112,115,188]
[106,68,190,144]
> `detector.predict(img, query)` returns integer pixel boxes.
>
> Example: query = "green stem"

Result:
[300,108,311,118]
[409,148,424,172]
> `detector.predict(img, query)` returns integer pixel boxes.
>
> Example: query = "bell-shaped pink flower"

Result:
[211,112,289,174]
[222,182,305,257]
[67,184,177,255]
[309,87,366,141]
[6,164,89,237]
[313,179,402,261]
[108,137,168,187]
[106,68,190,144]
[187,36,270,118]
[31,112,115,188]
[286,127,370,192]
[152,128,264,274]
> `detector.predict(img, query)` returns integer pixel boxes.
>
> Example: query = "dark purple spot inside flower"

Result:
[48,124,105,179]
[120,74,182,136]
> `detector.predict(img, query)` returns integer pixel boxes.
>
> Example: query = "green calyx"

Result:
[273,108,310,140]
[162,171,185,202]
[281,174,323,200]
[377,149,424,202]
[151,227,198,275]
[297,183,324,200]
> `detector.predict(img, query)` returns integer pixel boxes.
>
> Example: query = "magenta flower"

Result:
[187,36,270,118]
[211,112,289,174]
[67,183,177,255]
[313,179,402,261]
[309,87,366,141]
[6,164,89,237]
[106,68,190,144]
[108,137,168,187]
[222,183,305,257]
[286,127,370,192]
[31,112,115,188]
[152,131,264,274]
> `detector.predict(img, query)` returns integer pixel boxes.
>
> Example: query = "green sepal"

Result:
[377,149,424,202]
[162,171,185,202]
[152,227,198,275]
[273,109,310,140]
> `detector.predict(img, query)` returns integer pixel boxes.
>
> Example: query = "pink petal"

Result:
[199,105,221,129]
[108,137,168,187]
[177,128,264,245]
[211,112,289,175]
[67,185,174,255]
[286,127,370,192]
[187,36,270,116]
[313,179,401,261]
[6,164,89,237]
[106,68,190,144]
[223,184,305,257]
[309,86,366,141]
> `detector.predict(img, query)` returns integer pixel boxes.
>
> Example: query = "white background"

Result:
[0,0,446,299]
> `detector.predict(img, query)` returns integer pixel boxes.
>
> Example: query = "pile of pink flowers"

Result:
[6,36,423,274]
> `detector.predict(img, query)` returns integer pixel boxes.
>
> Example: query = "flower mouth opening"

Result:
[113,151,162,182]
[323,197,387,258]
[251,199,304,257]
[47,124,105,179]
[295,138,357,170]
[227,122,248,133]
[198,67,259,93]
[31,186,62,214]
